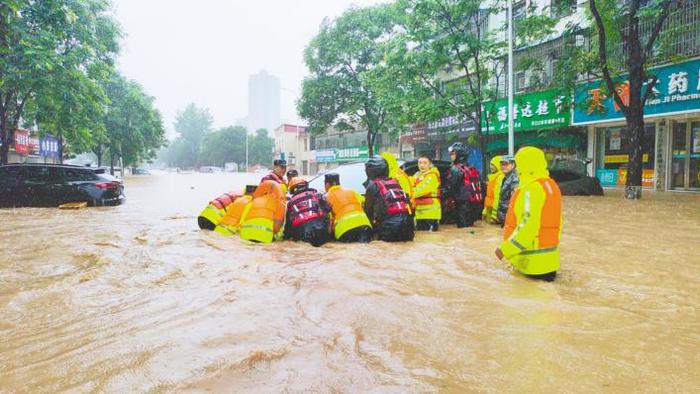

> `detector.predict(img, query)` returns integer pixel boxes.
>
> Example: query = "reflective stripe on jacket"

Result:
[501,178,562,275]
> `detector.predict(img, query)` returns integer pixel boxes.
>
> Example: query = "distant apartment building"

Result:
[239,70,281,135]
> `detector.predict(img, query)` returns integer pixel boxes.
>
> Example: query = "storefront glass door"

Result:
[671,122,687,189]
[671,121,700,190]
[690,122,700,189]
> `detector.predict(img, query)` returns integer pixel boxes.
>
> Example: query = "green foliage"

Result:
[0,0,121,163]
[98,73,165,167]
[248,129,274,166]
[170,103,213,167]
[198,126,247,167]
[298,4,400,154]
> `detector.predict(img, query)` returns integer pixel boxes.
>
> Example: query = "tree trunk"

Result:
[367,128,376,159]
[624,16,646,200]
[0,117,8,165]
[110,151,115,176]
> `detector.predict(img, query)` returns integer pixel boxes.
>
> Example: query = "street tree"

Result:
[380,0,555,171]
[99,73,165,170]
[0,0,120,164]
[198,126,247,167]
[298,4,400,156]
[583,0,679,199]
[248,128,274,166]
[173,103,213,167]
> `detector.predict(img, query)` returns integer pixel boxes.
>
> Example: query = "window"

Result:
[22,166,57,183]
[304,138,308,152]
[63,168,96,181]
[0,166,21,185]
[515,71,528,93]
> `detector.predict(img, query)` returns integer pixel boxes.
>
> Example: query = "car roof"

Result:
[0,163,107,173]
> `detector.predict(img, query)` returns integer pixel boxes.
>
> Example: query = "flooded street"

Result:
[1,171,698,392]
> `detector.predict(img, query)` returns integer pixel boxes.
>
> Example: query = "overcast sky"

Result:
[113,0,384,139]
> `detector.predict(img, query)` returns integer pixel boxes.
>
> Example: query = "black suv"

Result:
[0,164,125,208]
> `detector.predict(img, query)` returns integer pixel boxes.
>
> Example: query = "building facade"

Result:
[273,124,312,175]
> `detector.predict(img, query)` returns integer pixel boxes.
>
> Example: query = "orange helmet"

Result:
[288,178,309,194]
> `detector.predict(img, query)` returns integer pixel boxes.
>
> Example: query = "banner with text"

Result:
[573,58,700,125]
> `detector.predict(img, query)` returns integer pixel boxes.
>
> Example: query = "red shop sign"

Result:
[14,130,30,155]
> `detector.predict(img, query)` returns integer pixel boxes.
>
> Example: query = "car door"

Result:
[0,166,22,207]
[20,166,63,207]
[61,167,97,203]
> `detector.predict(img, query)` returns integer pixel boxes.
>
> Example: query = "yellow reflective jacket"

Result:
[500,147,562,275]
[483,156,504,221]
[382,152,413,208]
[412,167,442,220]
[326,185,372,239]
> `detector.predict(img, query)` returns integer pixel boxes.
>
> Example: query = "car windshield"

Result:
[308,162,368,194]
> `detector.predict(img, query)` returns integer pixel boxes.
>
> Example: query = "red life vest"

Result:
[211,192,240,211]
[455,164,484,204]
[261,172,285,184]
[374,178,410,215]
[288,190,326,227]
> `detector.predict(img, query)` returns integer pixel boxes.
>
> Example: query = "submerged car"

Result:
[0,164,125,208]
[548,158,604,196]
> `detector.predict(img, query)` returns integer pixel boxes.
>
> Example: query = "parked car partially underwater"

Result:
[548,158,604,196]
[0,164,125,208]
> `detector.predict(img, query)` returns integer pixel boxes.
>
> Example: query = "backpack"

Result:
[456,164,484,204]
[374,178,410,215]
[288,190,326,226]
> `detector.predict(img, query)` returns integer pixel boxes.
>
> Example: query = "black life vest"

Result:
[374,178,410,215]
[455,164,484,204]
[288,190,326,226]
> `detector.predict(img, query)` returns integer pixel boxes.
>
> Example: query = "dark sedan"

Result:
[0,164,125,208]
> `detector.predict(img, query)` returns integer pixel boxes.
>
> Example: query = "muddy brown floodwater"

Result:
[1,171,699,392]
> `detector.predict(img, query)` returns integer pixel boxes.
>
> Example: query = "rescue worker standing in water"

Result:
[482,155,504,224]
[412,155,441,231]
[381,152,414,209]
[239,180,287,243]
[214,185,257,236]
[261,159,287,186]
[364,157,415,242]
[284,178,331,247]
[324,173,373,243]
[495,147,562,282]
[497,155,519,225]
[447,142,484,228]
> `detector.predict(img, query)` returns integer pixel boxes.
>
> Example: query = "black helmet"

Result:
[324,172,340,185]
[286,169,299,179]
[245,185,257,194]
[448,142,469,161]
[365,157,388,180]
[273,159,287,168]
[289,178,309,194]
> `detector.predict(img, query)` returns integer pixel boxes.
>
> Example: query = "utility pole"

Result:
[507,0,515,156]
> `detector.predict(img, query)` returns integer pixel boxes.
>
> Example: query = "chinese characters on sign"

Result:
[313,146,374,163]
[574,58,700,125]
[14,130,30,155]
[40,135,60,158]
[482,89,571,134]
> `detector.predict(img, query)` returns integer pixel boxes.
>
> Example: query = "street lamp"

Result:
[507,0,515,156]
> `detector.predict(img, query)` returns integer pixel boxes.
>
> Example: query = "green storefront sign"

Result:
[482,89,571,134]
[314,146,375,163]
[336,146,372,162]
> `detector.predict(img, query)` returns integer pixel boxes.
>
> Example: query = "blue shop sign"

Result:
[40,135,60,158]
[595,169,618,187]
[573,58,700,125]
